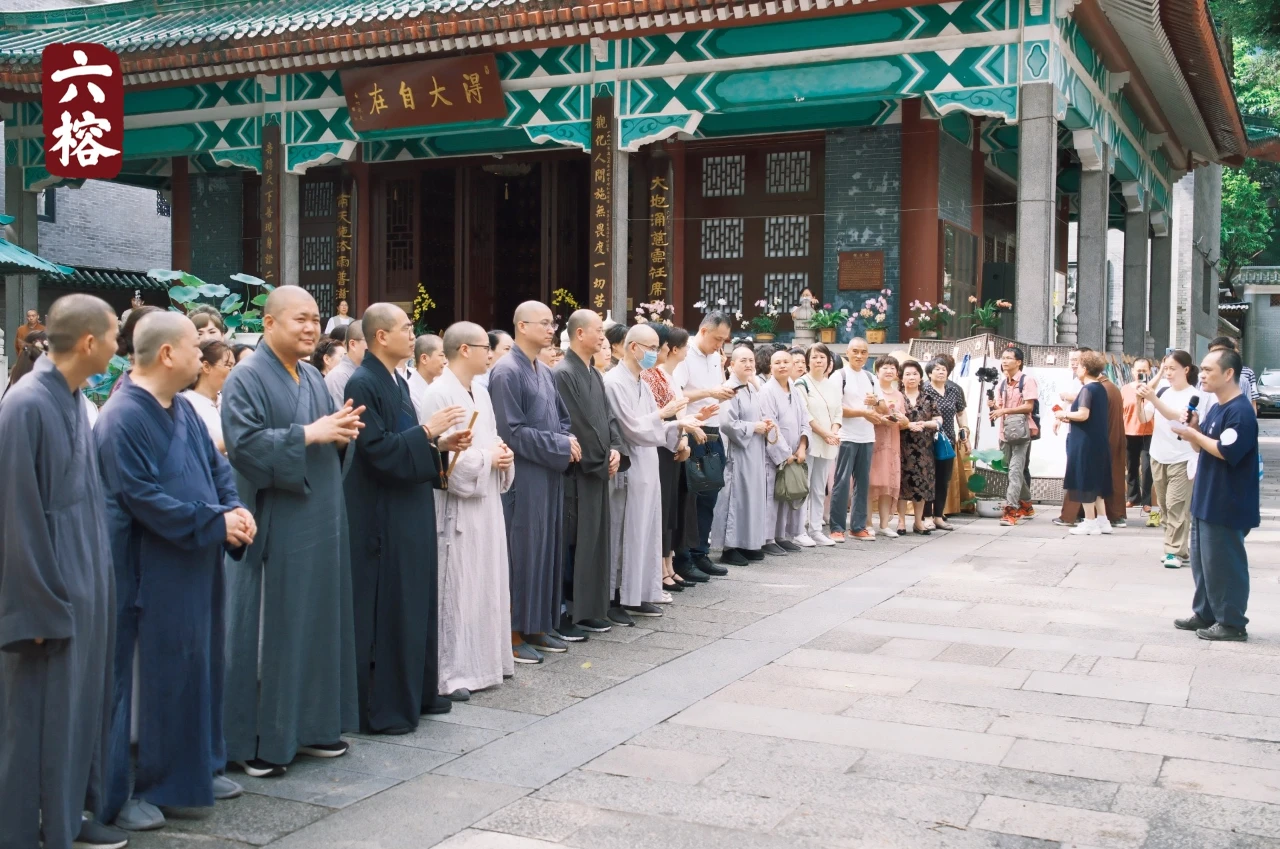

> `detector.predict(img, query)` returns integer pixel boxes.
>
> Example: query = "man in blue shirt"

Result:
[1171,348,1260,641]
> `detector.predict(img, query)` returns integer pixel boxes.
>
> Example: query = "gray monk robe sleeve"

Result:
[221,370,312,495]
[0,404,71,650]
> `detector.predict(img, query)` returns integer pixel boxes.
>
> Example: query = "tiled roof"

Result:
[0,214,74,275]
[40,266,169,291]
[0,0,870,90]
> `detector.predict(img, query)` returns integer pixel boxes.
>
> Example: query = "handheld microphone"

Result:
[1177,396,1200,441]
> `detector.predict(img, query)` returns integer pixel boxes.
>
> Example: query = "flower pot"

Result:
[755,333,776,343]
[920,330,939,339]
[818,327,837,344]
[974,326,997,336]
[865,329,887,344]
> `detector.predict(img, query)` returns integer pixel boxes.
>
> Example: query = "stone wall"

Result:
[823,125,901,340]
[1170,167,1222,357]
[1244,288,1280,370]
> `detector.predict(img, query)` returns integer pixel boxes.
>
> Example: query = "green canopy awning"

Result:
[0,213,74,276]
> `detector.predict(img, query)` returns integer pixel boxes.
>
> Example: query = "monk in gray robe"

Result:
[0,294,124,849]
[489,302,578,663]
[710,346,774,566]
[760,349,812,555]
[220,286,363,776]
[603,325,700,620]
[553,309,623,635]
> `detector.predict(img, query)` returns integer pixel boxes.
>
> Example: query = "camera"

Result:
[975,365,1000,384]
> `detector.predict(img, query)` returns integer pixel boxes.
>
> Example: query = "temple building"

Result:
[0,0,1262,351]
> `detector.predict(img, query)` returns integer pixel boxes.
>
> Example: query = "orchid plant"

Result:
[635,299,674,325]
[904,299,956,333]
[741,298,783,335]
[964,295,1013,330]
[411,282,438,334]
[807,303,847,330]
[846,288,892,332]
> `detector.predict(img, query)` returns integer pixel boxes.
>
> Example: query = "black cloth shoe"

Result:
[74,818,129,849]
[557,618,589,642]
[607,607,636,627]
[742,548,765,561]
[719,548,748,566]
[696,555,728,576]
[1174,615,1213,631]
[623,602,663,618]
[762,542,787,556]
[298,740,349,758]
[446,688,471,702]
[673,575,695,588]
[237,758,287,778]
[662,580,685,592]
[422,695,453,714]
[577,617,612,632]
[777,540,802,552]
[1197,623,1247,641]
[676,565,710,583]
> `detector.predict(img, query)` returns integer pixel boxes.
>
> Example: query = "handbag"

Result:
[934,431,956,461]
[685,443,726,493]
[774,459,809,504]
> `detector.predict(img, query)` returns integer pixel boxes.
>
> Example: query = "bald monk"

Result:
[220,286,364,777]
[0,294,125,849]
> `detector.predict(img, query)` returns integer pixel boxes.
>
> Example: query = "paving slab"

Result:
[969,796,1149,849]
[1000,738,1164,785]
[1021,670,1189,707]
[1158,758,1280,805]
[582,744,726,784]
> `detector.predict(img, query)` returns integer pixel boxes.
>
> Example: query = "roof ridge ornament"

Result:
[1055,0,1083,18]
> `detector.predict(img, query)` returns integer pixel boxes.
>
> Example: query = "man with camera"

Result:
[987,347,1038,526]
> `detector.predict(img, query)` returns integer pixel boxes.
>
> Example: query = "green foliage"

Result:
[1221,168,1273,285]
[969,448,1008,474]
[1211,0,1280,51]
[152,269,275,334]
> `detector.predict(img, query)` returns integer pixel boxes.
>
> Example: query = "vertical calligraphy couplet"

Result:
[42,43,123,179]
[646,151,672,301]
[335,177,355,306]
[260,123,284,287]
[588,96,614,317]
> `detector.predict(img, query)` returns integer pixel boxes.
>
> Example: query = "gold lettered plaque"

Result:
[838,250,885,291]
[341,55,508,132]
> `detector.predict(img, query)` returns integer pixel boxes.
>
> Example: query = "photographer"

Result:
[1122,357,1155,514]
[988,347,1038,526]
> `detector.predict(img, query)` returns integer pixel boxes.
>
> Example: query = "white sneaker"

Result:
[811,531,837,547]
[793,533,818,548]
[1070,521,1101,536]
[657,591,674,604]
[1097,517,1113,535]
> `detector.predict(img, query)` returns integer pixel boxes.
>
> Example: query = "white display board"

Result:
[954,361,1075,479]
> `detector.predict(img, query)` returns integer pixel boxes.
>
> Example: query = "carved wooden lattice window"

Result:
[984,234,995,265]
[303,179,335,219]
[701,155,745,198]
[764,216,809,258]
[765,151,810,194]
[386,180,416,272]
[298,171,340,318]
[303,235,334,272]
[764,272,808,309]
[700,273,744,312]
[701,218,745,260]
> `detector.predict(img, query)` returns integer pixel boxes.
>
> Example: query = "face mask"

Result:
[639,349,658,370]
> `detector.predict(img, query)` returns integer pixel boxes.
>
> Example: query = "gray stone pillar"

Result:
[1148,231,1172,355]
[611,145,630,321]
[4,166,39,363]
[1014,83,1057,344]
[1122,208,1150,355]
[1074,143,1110,350]
[281,172,300,287]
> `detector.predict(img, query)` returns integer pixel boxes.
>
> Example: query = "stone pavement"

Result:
[133,421,1280,849]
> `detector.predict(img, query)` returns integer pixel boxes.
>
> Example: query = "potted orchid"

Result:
[740,298,783,341]
[847,289,892,343]
[905,300,956,338]
[964,295,1013,333]
[808,303,846,344]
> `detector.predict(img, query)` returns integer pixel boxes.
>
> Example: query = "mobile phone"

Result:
[732,384,748,392]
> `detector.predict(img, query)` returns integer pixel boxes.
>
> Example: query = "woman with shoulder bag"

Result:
[922,355,968,530]
[899,360,943,535]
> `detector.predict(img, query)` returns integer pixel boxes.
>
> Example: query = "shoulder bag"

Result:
[685,438,725,493]
[934,431,956,461]
[774,459,809,504]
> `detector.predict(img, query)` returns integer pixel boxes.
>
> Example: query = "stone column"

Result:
[1122,207,1150,355]
[611,143,630,321]
[281,172,300,288]
[1148,227,1173,355]
[4,166,39,365]
[1014,83,1058,344]
[1073,133,1109,350]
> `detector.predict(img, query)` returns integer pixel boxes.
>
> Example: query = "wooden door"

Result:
[683,137,824,326]
[375,176,420,306]
[464,167,496,329]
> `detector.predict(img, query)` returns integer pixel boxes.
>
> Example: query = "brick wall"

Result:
[823,126,901,341]
[937,132,972,230]
[189,173,244,287]
[36,180,172,271]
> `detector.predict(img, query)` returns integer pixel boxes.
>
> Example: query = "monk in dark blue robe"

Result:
[0,295,121,849]
[489,302,576,660]
[95,312,253,828]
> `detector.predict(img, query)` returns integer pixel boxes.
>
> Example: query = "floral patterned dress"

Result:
[899,389,939,502]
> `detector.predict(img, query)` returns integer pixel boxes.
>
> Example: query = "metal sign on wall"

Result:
[838,249,885,291]
[588,96,613,315]
[341,55,507,133]
[260,123,283,285]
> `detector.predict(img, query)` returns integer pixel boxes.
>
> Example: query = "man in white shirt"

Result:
[474,330,512,392]
[828,337,880,542]
[408,334,445,424]
[671,312,735,580]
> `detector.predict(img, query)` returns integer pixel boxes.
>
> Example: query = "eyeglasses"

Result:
[634,341,659,353]
[465,343,492,351]
[521,319,559,332]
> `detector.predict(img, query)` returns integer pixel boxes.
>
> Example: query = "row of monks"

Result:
[1,288,804,849]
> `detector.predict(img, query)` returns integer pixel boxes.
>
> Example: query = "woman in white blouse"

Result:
[180,338,235,454]
[324,299,354,336]
[793,343,842,546]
